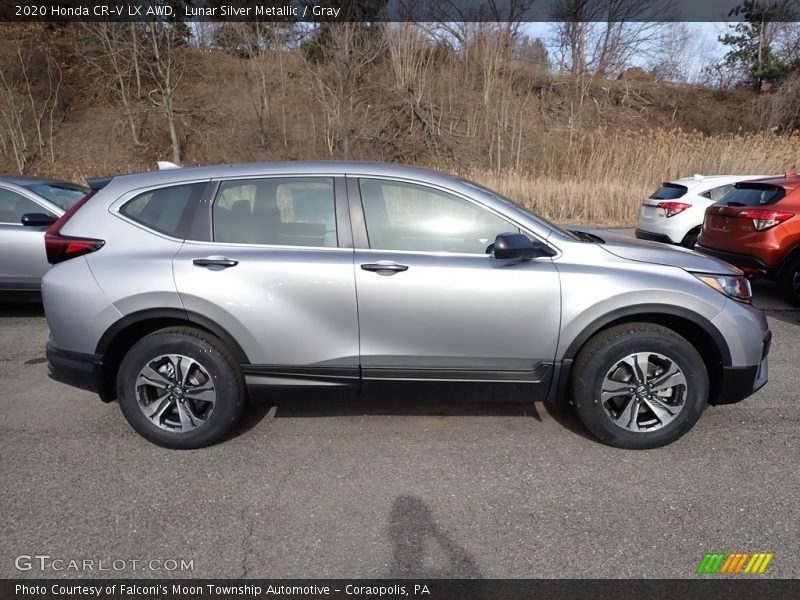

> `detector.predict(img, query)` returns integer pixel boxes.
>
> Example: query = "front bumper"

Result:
[713,330,771,405]
[46,341,102,395]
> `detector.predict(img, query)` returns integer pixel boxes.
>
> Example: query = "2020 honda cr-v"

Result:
[42,163,771,449]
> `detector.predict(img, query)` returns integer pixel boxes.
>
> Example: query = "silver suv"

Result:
[42,163,771,450]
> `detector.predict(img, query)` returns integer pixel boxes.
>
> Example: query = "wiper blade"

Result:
[723,202,747,207]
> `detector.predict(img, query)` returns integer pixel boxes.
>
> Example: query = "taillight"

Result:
[45,191,105,264]
[737,209,794,231]
[657,201,692,217]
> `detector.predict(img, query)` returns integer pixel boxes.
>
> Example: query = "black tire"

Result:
[117,327,245,449]
[571,323,708,449]
[680,229,700,249]
[779,255,800,305]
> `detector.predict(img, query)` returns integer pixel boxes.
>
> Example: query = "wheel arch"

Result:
[550,305,731,408]
[94,308,249,403]
[680,225,702,247]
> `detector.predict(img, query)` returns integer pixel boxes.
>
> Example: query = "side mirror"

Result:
[493,233,554,260]
[21,213,57,227]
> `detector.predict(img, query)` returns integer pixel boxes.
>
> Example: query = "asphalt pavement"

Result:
[1,255,798,579]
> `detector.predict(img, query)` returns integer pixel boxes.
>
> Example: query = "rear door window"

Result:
[717,184,785,206]
[649,184,687,200]
[120,183,206,238]
[212,177,337,247]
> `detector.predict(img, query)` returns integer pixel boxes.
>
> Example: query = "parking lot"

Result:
[1,274,798,579]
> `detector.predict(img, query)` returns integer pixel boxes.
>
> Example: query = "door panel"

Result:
[174,244,359,368]
[354,250,560,376]
[172,175,359,375]
[0,188,54,290]
[350,177,561,394]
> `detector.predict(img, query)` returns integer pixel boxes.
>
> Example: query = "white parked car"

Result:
[636,175,771,248]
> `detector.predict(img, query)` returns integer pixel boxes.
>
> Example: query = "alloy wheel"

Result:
[600,352,687,433]
[134,354,216,432]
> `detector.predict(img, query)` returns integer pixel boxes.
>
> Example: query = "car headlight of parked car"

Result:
[695,274,752,304]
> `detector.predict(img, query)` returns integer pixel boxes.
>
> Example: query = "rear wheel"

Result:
[571,323,708,449]
[779,255,800,305]
[680,228,700,249]
[117,327,245,449]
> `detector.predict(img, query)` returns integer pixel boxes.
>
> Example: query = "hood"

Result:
[580,229,742,275]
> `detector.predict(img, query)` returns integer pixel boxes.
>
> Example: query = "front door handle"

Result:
[360,261,409,273]
[193,257,238,268]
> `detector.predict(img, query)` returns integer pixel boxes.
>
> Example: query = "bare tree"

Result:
[0,24,65,171]
[81,22,144,146]
[305,23,385,159]
[144,22,187,164]
[0,66,28,173]
[551,0,678,77]
[227,22,298,149]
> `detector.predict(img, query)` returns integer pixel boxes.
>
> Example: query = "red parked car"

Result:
[697,172,800,304]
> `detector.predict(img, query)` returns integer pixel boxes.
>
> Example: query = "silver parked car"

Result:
[42,163,771,449]
[0,175,88,298]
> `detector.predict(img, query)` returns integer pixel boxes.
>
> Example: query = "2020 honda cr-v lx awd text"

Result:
[42,163,771,449]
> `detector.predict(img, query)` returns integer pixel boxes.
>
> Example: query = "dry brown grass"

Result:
[460,129,800,226]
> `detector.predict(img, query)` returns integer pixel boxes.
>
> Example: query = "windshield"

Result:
[458,178,580,240]
[24,183,88,211]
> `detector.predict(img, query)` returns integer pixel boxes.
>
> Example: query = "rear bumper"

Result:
[46,341,102,395]
[713,331,771,405]
[695,245,778,279]
[635,228,675,245]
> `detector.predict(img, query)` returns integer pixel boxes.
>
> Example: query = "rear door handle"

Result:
[361,261,409,273]
[193,257,238,268]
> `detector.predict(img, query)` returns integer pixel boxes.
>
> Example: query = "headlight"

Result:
[695,274,752,303]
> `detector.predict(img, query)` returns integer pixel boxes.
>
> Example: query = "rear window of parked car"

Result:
[120,183,206,237]
[649,183,687,200]
[717,184,786,207]
[24,183,87,211]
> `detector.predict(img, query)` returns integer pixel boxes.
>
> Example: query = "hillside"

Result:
[2,38,799,225]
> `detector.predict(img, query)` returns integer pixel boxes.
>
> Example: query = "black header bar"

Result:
[1,0,797,23]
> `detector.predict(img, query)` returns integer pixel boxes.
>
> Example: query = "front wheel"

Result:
[117,327,245,449]
[571,323,708,449]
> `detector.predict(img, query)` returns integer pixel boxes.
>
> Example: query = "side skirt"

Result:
[242,364,555,403]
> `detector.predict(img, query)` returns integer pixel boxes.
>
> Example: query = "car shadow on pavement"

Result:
[0,300,44,316]
[232,384,603,445]
[541,403,599,444]
[751,281,800,327]
[246,382,545,420]
[387,495,484,581]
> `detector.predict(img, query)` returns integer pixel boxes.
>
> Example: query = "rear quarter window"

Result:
[120,183,206,238]
[700,184,735,202]
[649,184,687,200]
[717,184,786,207]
